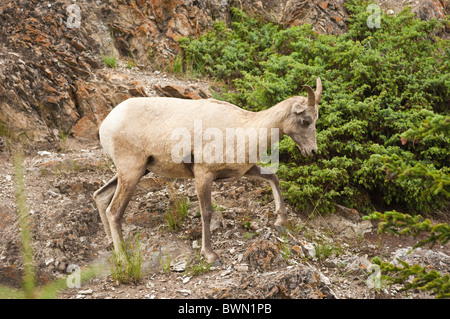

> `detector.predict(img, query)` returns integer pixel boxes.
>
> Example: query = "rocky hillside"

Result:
[0,124,448,299]
[0,0,447,148]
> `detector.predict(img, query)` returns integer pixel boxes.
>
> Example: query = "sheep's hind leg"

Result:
[93,174,118,249]
[106,163,147,258]
[244,165,287,235]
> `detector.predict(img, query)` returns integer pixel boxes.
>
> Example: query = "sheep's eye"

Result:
[302,120,310,127]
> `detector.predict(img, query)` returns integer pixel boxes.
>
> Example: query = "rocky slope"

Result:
[0,65,449,300]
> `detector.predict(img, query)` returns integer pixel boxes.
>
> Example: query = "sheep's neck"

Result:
[246,104,286,138]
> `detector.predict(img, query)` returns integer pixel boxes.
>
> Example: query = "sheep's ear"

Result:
[291,101,308,114]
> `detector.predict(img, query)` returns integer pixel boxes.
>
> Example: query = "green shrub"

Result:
[371,256,449,299]
[366,211,450,298]
[179,1,449,214]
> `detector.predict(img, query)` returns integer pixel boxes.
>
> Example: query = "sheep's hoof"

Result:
[210,259,222,267]
[274,225,287,235]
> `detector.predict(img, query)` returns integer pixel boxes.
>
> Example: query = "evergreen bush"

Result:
[179,0,449,215]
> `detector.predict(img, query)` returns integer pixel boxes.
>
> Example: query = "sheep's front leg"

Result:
[194,170,220,264]
[244,165,287,234]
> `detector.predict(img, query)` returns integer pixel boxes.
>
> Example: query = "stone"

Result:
[171,260,187,272]
[176,288,191,296]
[309,211,373,239]
[71,115,101,141]
[334,204,361,222]
[154,84,209,99]
[78,288,94,295]
[243,239,280,272]
[210,211,224,232]
[299,240,316,258]
[192,240,201,249]
[128,82,148,97]
[74,81,111,117]
[234,264,249,272]
[38,151,52,156]
[0,0,106,146]
[263,267,337,299]
[292,245,304,258]
[391,247,450,271]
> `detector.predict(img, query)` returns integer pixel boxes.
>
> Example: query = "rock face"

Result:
[154,84,208,100]
[0,0,446,146]
[0,0,227,146]
[108,0,228,65]
[413,0,448,21]
[239,0,348,34]
[377,0,448,20]
[0,0,110,144]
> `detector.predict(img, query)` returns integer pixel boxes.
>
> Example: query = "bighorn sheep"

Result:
[93,78,322,264]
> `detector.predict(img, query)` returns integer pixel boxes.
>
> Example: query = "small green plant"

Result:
[186,250,211,276]
[13,149,36,298]
[126,57,136,69]
[59,129,70,152]
[315,242,334,261]
[147,48,156,61]
[165,197,190,231]
[159,254,172,275]
[72,159,79,172]
[102,54,117,69]
[244,231,252,240]
[240,213,253,231]
[278,236,292,260]
[0,121,12,141]
[159,255,172,275]
[315,239,342,261]
[171,53,184,74]
[39,166,47,176]
[211,201,224,212]
[0,122,7,137]
[165,185,190,232]
[110,235,143,284]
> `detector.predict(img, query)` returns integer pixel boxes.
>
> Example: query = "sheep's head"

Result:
[283,78,322,157]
